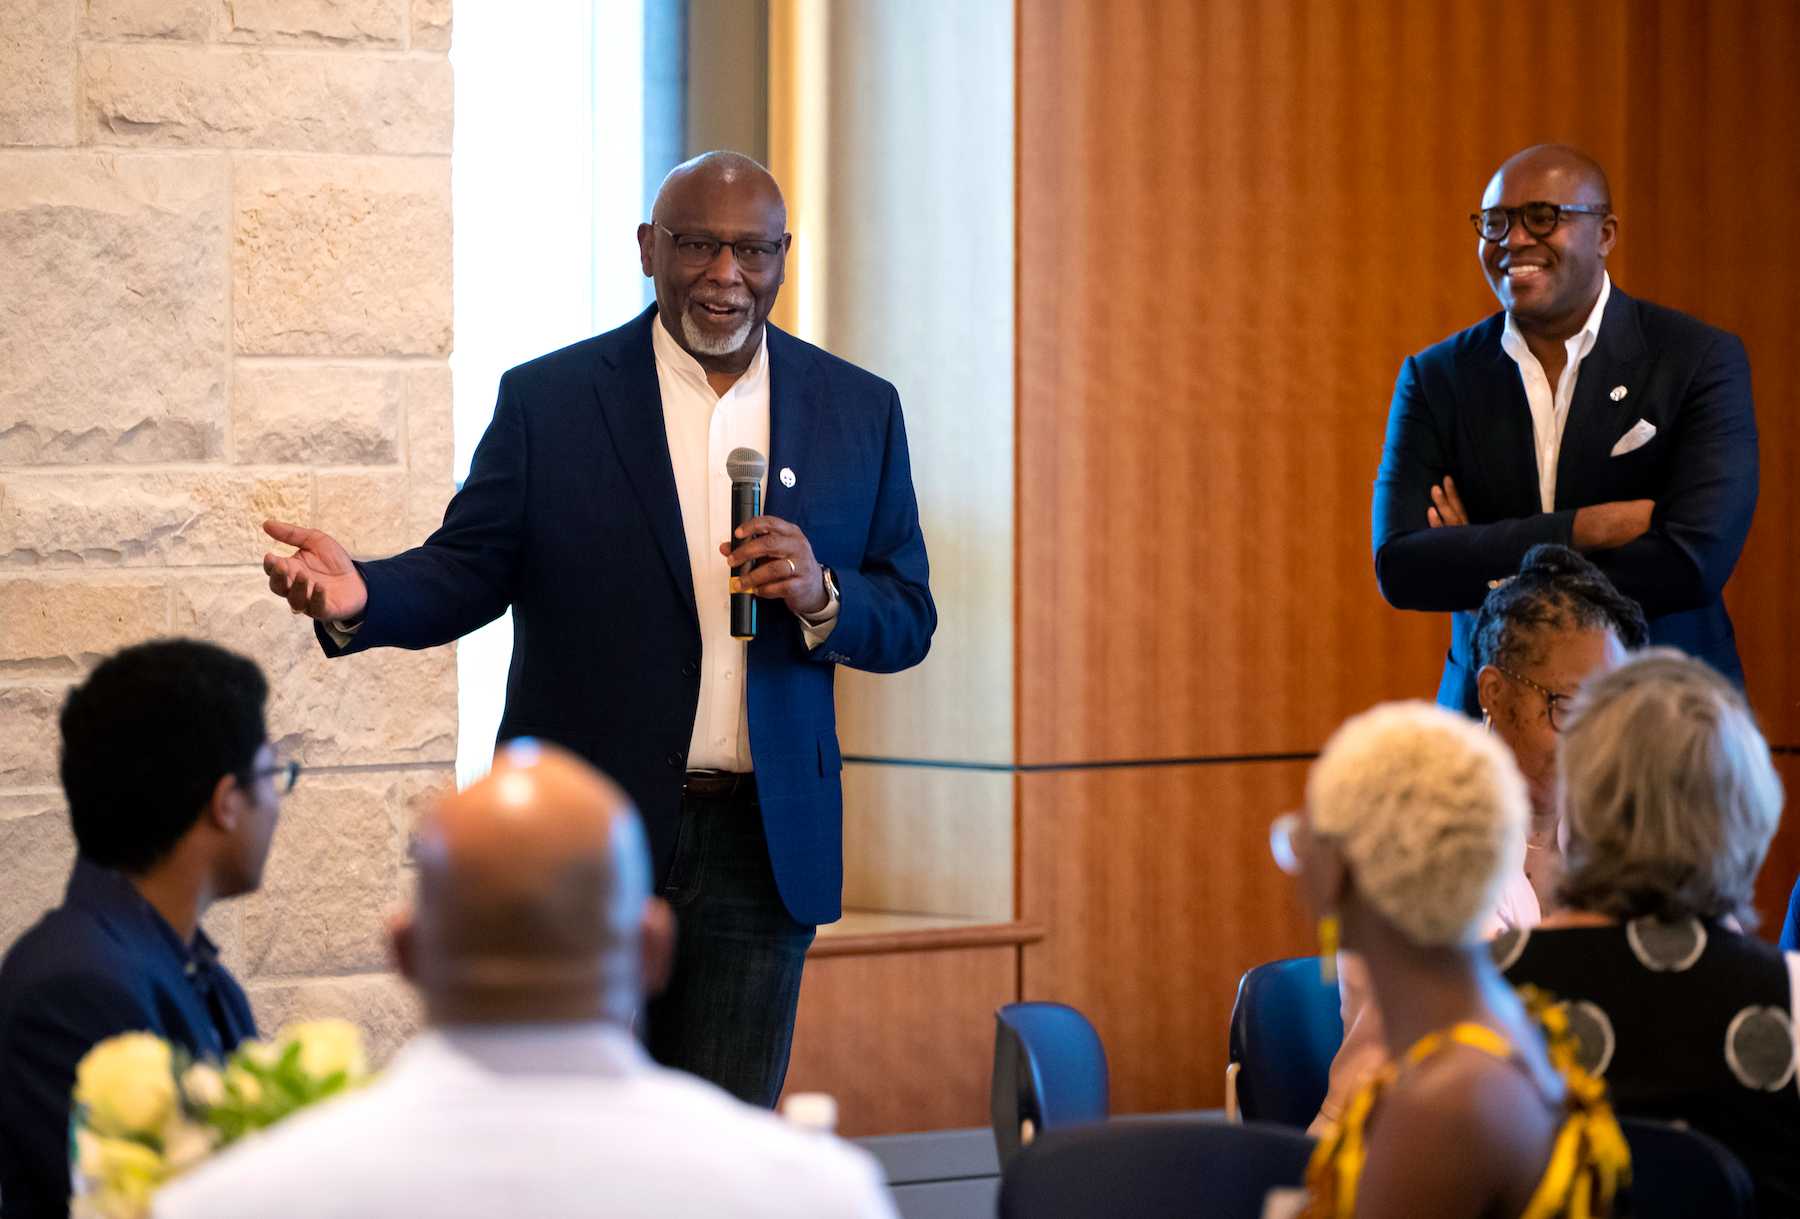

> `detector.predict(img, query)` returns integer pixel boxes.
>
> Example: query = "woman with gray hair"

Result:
[1497,649,1797,1215]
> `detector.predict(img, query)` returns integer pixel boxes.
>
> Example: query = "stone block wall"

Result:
[0,0,456,1062]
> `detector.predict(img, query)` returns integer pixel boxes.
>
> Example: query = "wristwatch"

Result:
[820,565,840,606]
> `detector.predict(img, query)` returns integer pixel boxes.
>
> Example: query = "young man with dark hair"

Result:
[0,639,292,1219]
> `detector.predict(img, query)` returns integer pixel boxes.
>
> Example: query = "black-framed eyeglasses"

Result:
[1470,201,1611,242]
[653,222,785,272]
[246,759,302,795]
[1494,666,1574,732]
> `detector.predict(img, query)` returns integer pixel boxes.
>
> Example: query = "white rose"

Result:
[179,1063,226,1109]
[281,1019,368,1082]
[73,1035,176,1138]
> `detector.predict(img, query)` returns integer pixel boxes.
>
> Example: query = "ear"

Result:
[1476,664,1507,721]
[639,896,676,998]
[636,223,655,277]
[389,908,418,983]
[1596,211,1619,257]
[203,772,245,834]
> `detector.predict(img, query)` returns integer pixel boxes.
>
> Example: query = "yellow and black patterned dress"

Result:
[1304,990,1629,1219]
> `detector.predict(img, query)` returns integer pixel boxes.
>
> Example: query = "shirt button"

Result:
[666,750,685,769]
[714,737,728,748]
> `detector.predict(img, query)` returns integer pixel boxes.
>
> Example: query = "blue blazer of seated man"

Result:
[1372,145,1756,716]
[262,151,934,1107]
[0,641,280,1219]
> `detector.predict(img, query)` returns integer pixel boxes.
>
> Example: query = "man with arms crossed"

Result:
[260,151,934,1107]
[1372,144,1757,715]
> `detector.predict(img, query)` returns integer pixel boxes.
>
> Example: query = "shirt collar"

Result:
[417,1021,649,1078]
[1501,272,1611,363]
[650,309,768,399]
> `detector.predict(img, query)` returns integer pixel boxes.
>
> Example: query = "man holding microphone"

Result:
[261,151,935,1106]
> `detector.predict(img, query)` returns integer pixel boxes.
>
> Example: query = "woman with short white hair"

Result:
[1278,700,1624,1218]
[1497,649,1797,1215]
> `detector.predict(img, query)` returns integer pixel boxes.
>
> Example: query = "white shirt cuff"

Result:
[324,617,363,648]
[797,583,839,648]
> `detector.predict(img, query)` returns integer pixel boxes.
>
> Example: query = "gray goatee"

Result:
[682,309,755,357]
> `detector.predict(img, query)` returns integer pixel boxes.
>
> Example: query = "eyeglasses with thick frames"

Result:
[653,222,785,272]
[1470,201,1611,242]
[245,759,302,795]
[1494,666,1574,732]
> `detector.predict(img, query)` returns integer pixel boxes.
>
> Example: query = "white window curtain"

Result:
[450,0,647,786]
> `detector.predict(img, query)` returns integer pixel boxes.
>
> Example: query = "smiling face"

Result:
[1478,148,1617,338]
[636,155,789,372]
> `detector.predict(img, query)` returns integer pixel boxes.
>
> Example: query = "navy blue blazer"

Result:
[0,859,256,1219]
[1372,287,1758,714]
[317,308,935,925]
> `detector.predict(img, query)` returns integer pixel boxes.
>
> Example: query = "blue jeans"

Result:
[644,788,816,1107]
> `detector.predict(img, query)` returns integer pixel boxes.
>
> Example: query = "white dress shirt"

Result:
[1499,273,1611,512]
[651,319,837,773]
[152,1024,897,1219]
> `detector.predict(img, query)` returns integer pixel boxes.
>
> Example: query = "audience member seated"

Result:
[1276,701,1624,1218]
[152,740,897,1219]
[1496,650,1797,1215]
[0,640,284,1219]
[1313,545,1646,1133]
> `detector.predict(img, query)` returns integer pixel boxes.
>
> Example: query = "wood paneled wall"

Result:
[1018,0,1800,1117]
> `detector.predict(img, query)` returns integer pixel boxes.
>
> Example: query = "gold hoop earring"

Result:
[1317,913,1340,984]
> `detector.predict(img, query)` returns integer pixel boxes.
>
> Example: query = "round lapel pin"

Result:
[1609,385,1628,402]
[780,467,796,488]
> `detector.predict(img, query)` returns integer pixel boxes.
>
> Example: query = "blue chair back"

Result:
[1620,1117,1755,1219]
[1228,956,1343,1127]
[999,1118,1314,1219]
[991,1001,1108,1169]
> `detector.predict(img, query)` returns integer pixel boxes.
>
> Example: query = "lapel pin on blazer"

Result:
[780,467,797,488]
[1609,385,1628,401]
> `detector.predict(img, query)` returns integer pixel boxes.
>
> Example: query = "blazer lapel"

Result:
[1554,288,1648,508]
[591,308,697,623]
[1463,319,1542,515]
[763,325,821,528]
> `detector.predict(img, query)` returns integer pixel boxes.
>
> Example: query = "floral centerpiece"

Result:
[69,1019,369,1219]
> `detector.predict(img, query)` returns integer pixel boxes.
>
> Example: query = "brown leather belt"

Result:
[682,771,755,800]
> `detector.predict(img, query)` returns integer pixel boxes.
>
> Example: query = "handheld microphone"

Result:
[726,447,767,640]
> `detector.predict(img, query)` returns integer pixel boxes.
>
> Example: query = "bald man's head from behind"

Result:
[393,742,674,1028]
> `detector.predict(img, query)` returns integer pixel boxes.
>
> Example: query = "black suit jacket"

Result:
[317,308,935,925]
[0,859,256,1219]
[1372,287,1757,713]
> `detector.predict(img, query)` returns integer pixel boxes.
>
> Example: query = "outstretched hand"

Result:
[262,519,369,622]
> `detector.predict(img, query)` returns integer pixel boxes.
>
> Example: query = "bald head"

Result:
[1484,144,1611,211]
[651,150,785,229]
[400,741,664,1027]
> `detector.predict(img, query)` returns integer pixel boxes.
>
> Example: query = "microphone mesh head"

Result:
[726,447,767,482]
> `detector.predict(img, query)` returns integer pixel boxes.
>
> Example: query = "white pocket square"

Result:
[1611,418,1657,457]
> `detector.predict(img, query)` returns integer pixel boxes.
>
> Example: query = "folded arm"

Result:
[1371,356,1576,612]
[1584,332,1757,616]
